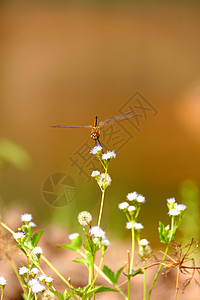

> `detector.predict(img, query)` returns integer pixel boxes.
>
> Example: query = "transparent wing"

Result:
[51,125,92,128]
[99,110,138,128]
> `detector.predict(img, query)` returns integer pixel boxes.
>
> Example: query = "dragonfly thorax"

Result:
[91,126,100,140]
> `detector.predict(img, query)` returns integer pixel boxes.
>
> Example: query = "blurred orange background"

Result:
[1,1,200,245]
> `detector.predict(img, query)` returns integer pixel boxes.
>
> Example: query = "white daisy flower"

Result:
[136,194,145,203]
[133,222,144,230]
[168,209,180,216]
[101,238,111,246]
[90,145,102,155]
[29,222,37,227]
[128,205,136,212]
[13,232,25,240]
[127,192,138,201]
[78,211,92,226]
[167,197,175,204]
[21,213,32,222]
[102,150,116,160]
[39,274,47,281]
[45,276,53,283]
[91,170,100,177]
[175,204,187,211]
[90,226,106,239]
[0,276,7,286]
[32,246,43,255]
[139,239,149,246]
[118,202,129,210]
[28,278,38,286]
[126,221,134,229]
[68,233,80,240]
[97,173,112,188]
[31,268,39,275]
[19,266,29,275]
[32,282,45,293]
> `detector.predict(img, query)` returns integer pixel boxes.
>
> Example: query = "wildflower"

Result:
[68,233,80,240]
[90,226,106,239]
[126,221,134,229]
[90,145,102,155]
[0,276,7,286]
[32,246,43,255]
[168,208,180,216]
[118,202,129,210]
[91,170,100,177]
[128,205,136,212]
[101,238,111,247]
[127,192,138,201]
[13,232,25,240]
[126,221,143,230]
[19,266,29,275]
[136,194,145,203]
[42,290,55,300]
[32,282,45,293]
[134,222,144,230]
[139,240,152,257]
[102,150,116,160]
[139,239,149,246]
[21,213,32,222]
[175,204,187,211]
[39,275,47,281]
[167,197,176,204]
[28,278,38,286]
[31,268,39,275]
[78,211,92,226]
[45,276,53,283]
[29,222,37,227]
[97,173,112,188]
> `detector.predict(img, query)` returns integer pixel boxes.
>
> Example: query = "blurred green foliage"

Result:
[0,138,31,172]
[179,180,200,243]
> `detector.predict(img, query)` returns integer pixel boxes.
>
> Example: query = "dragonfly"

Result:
[52,110,138,146]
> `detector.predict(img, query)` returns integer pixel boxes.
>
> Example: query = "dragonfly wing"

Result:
[51,125,92,128]
[99,110,138,127]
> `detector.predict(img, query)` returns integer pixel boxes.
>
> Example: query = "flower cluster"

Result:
[167,198,187,216]
[118,191,145,228]
[19,264,53,294]
[90,226,110,247]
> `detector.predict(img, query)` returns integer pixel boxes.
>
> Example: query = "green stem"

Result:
[147,243,169,300]
[41,255,72,288]
[130,227,135,273]
[98,168,108,227]
[1,287,4,300]
[77,250,128,300]
[91,255,95,300]
[10,259,28,296]
[128,277,131,300]
[143,261,147,300]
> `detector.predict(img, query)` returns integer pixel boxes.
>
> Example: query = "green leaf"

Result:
[31,230,44,247]
[84,285,118,298]
[123,268,143,278]
[73,258,89,268]
[102,265,124,285]
[115,266,125,283]
[50,290,64,300]
[103,265,115,284]
[21,293,27,300]
[83,235,99,256]
[158,221,168,244]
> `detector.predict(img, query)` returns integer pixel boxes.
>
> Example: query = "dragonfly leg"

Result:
[97,137,102,147]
